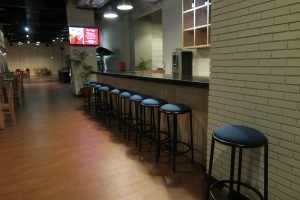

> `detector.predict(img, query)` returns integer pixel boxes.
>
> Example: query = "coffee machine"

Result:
[172,49,193,76]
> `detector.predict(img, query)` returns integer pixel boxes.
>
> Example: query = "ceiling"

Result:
[0,0,161,44]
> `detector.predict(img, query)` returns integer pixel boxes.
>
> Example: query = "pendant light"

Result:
[117,0,133,10]
[103,6,118,18]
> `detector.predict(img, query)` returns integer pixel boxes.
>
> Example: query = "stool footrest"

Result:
[144,130,169,143]
[210,180,263,200]
[160,141,191,155]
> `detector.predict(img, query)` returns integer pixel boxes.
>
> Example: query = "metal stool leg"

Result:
[206,137,215,200]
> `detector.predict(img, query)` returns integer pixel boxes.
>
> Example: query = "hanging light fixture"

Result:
[117,0,133,10]
[103,6,118,18]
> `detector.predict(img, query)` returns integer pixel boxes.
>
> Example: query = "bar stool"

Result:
[128,94,152,148]
[83,81,97,112]
[119,91,139,139]
[157,103,194,173]
[97,85,115,123]
[140,98,169,152]
[206,125,268,200]
[110,88,128,131]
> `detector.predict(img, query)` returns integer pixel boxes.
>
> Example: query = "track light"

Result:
[117,0,133,10]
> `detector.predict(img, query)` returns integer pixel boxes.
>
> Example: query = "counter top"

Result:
[92,71,209,89]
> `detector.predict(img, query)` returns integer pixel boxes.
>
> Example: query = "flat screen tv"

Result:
[68,26,100,46]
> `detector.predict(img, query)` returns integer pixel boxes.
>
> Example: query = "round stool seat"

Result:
[84,81,97,86]
[119,91,139,98]
[89,83,98,87]
[160,103,191,114]
[94,84,102,89]
[110,89,128,95]
[99,85,114,91]
[141,98,168,107]
[214,125,267,146]
[129,94,151,101]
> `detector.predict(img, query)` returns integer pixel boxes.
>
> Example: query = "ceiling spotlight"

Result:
[104,6,118,18]
[26,34,29,37]
[117,0,133,10]
[27,41,30,43]
[25,27,29,32]
[56,37,59,39]
[53,39,55,42]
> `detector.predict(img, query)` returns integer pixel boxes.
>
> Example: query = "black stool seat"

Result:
[160,103,191,114]
[97,85,114,123]
[128,94,152,145]
[157,103,194,173]
[110,89,128,130]
[140,98,169,152]
[206,125,268,200]
[119,91,140,138]
[141,98,168,107]
[111,89,128,95]
[214,125,267,146]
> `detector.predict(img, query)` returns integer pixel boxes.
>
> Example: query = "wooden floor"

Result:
[0,76,207,200]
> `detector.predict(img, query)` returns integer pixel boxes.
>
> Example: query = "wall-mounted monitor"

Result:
[68,26,99,46]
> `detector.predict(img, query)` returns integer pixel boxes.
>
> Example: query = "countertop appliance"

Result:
[172,49,193,76]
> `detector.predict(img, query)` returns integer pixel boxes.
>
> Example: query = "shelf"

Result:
[182,0,211,49]
[195,27,207,46]
[196,0,207,7]
[195,7,207,27]
[183,30,195,47]
[183,11,194,29]
[183,0,193,11]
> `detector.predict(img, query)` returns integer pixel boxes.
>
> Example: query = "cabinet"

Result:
[182,0,211,48]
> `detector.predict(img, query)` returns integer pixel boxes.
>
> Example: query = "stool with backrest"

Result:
[110,88,128,131]
[157,103,194,173]
[140,98,169,153]
[119,91,139,139]
[206,125,268,200]
[128,94,152,149]
[0,79,16,125]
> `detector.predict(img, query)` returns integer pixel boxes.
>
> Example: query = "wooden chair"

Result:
[26,68,30,78]
[0,77,16,125]
[11,75,22,105]
[46,68,51,76]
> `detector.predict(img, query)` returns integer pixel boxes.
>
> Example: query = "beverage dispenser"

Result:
[172,49,193,76]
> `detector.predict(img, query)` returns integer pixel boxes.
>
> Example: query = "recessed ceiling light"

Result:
[25,27,29,32]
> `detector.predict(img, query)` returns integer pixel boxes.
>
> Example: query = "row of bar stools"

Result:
[98,85,115,123]
[206,125,268,200]
[140,98,169,152]
[157,103,194,173]
[110,89,128,131]
[119,91,139,139]
[128,94,152,151]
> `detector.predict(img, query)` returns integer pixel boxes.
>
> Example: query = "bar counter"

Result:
[92,70,209,166]
[92,70,209,89]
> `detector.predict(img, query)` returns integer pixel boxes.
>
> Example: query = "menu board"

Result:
[69,27,99,46]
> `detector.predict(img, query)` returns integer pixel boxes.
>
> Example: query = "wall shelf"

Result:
[182,0,211,48]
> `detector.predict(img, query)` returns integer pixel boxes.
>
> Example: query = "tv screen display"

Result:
[68,27,99,46]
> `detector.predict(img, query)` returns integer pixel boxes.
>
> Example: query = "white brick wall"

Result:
[209,0,300,199]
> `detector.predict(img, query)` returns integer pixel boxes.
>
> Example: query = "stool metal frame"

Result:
[206,131,268,200]
[157,105,194,173]
[110,89,128,131]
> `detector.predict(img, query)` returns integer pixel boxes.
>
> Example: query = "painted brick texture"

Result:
[209,0,300,199]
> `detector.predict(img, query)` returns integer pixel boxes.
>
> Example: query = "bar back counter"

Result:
[92,71,209,166]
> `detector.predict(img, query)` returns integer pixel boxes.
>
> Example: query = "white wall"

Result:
[134,15,153,68]
[4,40,68,75]
[208,0,300,199]
[96,13,134,71]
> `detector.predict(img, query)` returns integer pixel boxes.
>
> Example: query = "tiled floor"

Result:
[0,76,207,200]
